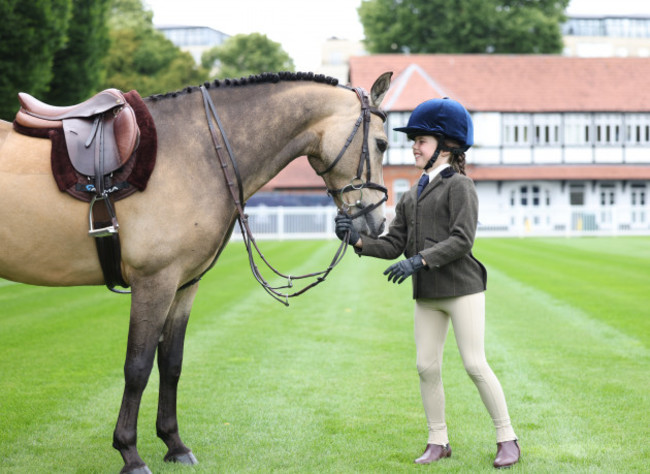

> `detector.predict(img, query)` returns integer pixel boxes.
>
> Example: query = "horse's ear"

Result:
[370,71,392,108]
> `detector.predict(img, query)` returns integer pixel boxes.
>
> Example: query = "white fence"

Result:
[230,205,650,240]
[231,206,338,240]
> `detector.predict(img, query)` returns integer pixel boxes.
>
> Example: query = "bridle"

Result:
[193,84,387,305]
[316,87,388,219]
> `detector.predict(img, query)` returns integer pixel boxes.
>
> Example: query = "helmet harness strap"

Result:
[423,134,461,171]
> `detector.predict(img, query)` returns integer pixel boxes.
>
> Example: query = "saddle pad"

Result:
[13,90,157,203]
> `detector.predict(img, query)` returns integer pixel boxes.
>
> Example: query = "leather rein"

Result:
[197,85,387,305]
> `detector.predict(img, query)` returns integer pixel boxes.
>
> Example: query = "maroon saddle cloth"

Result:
[13,90,157,203]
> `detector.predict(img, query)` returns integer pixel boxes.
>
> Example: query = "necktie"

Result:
[417,174,429,198]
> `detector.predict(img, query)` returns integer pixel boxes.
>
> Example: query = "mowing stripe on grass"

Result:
[480,265,649,472]
[1,237,648,473]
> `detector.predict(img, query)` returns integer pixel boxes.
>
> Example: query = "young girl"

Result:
[335,98,520,468]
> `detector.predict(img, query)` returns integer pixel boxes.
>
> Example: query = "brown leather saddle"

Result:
[14,89,149,293]
[15,88,139,183]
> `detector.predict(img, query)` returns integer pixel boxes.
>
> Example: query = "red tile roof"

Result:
[350,55,650,113]
[262,156,326,191]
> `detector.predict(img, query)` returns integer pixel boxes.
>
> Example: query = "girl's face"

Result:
[411,135,449,170]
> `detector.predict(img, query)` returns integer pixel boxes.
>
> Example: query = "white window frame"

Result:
[625,114,650,145]
[594,114,623,146]
[564,113,592,145]
[533,114,562,146]
[503,114,531,146]
[393,179,411,204]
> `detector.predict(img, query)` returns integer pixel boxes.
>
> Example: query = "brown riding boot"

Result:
[493,440,520,468]
[414,443,451,464]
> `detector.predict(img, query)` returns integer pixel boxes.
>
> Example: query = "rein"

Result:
[197,85,384,305]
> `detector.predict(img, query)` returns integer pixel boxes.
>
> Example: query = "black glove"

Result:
[334,213,360,245]
[384,254,426,284]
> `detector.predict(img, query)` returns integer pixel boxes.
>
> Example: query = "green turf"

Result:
[0,237,648,472]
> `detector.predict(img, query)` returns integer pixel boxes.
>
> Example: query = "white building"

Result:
[562,14,650,58]
[157,25,229,64]
[350,55,650,236]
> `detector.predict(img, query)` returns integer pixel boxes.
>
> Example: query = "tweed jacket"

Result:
[358,167,487,299]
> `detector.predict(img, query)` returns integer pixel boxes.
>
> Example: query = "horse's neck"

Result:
[210,84,342,200]
[146,84,343,201]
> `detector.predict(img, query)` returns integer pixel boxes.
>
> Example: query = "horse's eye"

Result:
[376,139,388,152]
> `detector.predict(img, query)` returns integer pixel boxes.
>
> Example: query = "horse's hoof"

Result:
[121,465,152,474]
[165,450,198,465]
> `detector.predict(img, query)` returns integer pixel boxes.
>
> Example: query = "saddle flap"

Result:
[64,117,121,176]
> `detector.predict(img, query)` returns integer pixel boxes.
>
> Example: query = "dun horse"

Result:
[0,71,391,473]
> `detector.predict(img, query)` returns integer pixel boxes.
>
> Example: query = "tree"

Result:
[101,0,208,96]
[0,0,72,119]
[358,0,569,55]
[44,0,111,105]
[202,33,295,79]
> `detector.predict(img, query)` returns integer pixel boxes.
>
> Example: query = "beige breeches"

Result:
[414,292,517,445]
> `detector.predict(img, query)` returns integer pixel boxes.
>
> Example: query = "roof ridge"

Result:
[384,63,449,110]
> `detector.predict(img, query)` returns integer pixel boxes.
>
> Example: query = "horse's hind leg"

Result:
[113,275,178,474]
[156,282,200,465]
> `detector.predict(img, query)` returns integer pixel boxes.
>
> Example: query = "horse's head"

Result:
[309,72,392,238]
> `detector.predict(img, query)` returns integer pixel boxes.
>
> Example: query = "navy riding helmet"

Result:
[394,97,474,151]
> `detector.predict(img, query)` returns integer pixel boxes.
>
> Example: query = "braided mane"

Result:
[148,71,340,101]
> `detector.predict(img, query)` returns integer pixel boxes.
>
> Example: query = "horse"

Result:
[0,71,392,473]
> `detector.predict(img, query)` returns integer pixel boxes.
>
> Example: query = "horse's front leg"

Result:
[156,282,199,465]
[113,275,178,474]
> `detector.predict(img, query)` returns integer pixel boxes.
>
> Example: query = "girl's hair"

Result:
[443,138,466,175]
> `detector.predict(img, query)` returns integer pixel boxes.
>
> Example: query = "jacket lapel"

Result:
[418,174,442,200]
[417,167,456,200]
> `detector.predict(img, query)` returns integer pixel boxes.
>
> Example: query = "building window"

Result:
[564,113,591,145]
[594,114,623,145]
[503,114,531,146]
[534,114,561,145]
[393,179,411,204]
[600,184,616,206]
[631,184,647,224]
[532,185,540,206]
[387,112,411,148]
[570,184,585,205]
[626,114,650,145]
[520,186,528,206]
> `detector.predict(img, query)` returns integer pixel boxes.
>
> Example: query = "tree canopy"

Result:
[0,0,209,120]
[44,0,111,105]
[101,0,208,96]
[358,0,570,55]
[202,33,295,79]
[0,0,72,118]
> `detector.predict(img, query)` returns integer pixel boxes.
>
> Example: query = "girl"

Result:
[335,98,520,468]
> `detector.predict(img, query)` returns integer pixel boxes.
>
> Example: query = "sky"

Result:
[145,0,650,71]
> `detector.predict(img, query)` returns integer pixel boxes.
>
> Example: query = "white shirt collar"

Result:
[426,163,450,181]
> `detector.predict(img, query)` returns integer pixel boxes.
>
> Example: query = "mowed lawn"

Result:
[0,237,648,473]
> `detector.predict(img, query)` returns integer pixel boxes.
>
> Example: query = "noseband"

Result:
[316,87,388,220]
[193,84,387,305]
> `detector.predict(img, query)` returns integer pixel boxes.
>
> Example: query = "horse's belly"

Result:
[0,127,104,286]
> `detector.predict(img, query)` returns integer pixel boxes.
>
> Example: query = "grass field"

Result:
[0,237,648,473]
